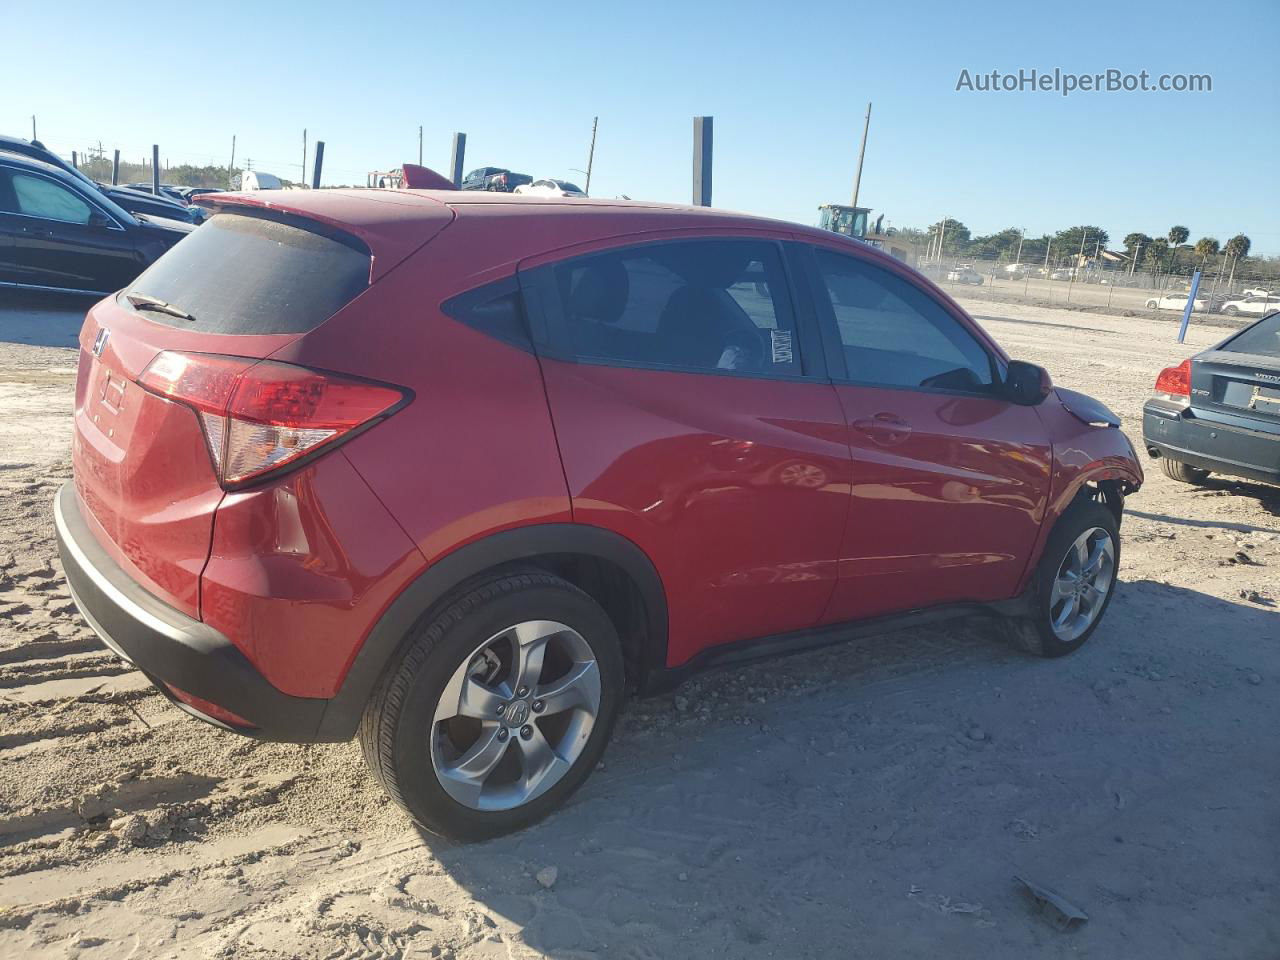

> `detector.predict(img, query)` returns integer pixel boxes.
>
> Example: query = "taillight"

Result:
[138,351,406,487]
[1153,359,1191,405]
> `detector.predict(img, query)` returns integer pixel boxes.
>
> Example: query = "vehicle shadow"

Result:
[1128,476,1280,526]
[0,293,94,348]
[396,579,1280,959]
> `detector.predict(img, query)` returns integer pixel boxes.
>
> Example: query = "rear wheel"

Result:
[1000,499,1120,658]
[1159,457,1210,484]
[1223,305,1239,316]
[359,571,624,841]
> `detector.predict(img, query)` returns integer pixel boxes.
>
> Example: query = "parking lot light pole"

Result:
[312,141,324,190]
[151,145,160,196]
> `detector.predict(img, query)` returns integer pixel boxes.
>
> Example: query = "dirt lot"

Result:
[1,294,1277,959]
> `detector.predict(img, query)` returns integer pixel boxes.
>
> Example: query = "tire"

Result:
[999,498,1120,658]
[1159,457,1210,484]
[1223,306,1239,316]
[359,571,624,841]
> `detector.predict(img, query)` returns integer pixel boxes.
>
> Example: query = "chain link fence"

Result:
[915,254,1278,319]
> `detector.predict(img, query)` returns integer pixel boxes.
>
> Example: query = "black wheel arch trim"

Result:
[315,522,670,740]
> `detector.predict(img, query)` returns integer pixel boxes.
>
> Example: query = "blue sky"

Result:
[8,0,1278,253]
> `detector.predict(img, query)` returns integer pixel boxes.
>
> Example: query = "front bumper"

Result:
[53,482,339,741]
[1142,400,1280,485]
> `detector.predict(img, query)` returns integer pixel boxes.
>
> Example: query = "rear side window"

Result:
[813,248,995,392]
[122,212,370,334]
[1223,312,1280,357]
[547,239,802,377]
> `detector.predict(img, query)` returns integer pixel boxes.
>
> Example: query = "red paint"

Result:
[70,191,1143,713]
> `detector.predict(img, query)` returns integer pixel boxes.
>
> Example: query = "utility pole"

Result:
[937,216,948,262]
[1015,228,1025,267]
[228,135,236,188]
[31,115,36,141]
[585,116,598,196]
[302,129,307,187]
[111,149,120,186]
[151,144,160,196]
[418,125,423,165]
[851,101,872,208]
[71,151,78,169]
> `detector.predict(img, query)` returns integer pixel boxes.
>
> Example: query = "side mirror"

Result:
[87,211,115,229]
[1004,360,1053,405]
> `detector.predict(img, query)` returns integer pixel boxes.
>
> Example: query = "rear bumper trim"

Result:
[53,482,337,742]
[1142,402,1280,485]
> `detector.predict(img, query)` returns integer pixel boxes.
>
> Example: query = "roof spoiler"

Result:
[400,164,456,190]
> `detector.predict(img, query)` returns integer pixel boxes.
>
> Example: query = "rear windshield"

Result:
[1223,312,1280,358]
[122,212,370,334]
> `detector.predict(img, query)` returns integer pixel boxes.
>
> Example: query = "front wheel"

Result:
[359,571,624,841]
[1000,499,1120,657]
[1223,306,1239,316]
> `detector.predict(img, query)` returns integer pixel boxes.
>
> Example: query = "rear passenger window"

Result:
[813,248,995,392]
[549,239,802,376]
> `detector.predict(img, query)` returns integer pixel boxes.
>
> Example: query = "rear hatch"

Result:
[72,196,450,618]
[1190,312,1280,429]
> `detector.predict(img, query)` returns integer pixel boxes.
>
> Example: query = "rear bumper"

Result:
[53,483,343,742]
[1142,400,1280,485]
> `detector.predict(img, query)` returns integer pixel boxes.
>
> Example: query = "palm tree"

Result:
[1145,238,1170,277]
[1194,237,1220,271]
[1225,234,1251,288]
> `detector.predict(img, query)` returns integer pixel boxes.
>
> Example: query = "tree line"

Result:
[893,220,1274,284]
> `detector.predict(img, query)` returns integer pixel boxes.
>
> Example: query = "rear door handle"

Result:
[852,413,912,445]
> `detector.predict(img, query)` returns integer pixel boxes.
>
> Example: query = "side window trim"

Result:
[805,243,1005,397]
[526,236,819,382]
[441,275,534,352]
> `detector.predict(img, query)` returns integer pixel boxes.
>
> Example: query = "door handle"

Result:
[852,413,912,445]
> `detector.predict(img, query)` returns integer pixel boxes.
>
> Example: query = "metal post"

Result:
[111,149,120,185]
[312,141,325,189]
[151,144,160,195]
[1015,228,1025,267]
[692,116,713,207]
[31,115,37,141]
[450,133,466,188]
[229,136,236,189]
[1177,271,1202,343]
[585,116,598,196]
[302,129,307,188]
[851,101,871,208]
[71,150,78,169]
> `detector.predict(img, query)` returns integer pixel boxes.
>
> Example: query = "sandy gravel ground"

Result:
[0,293,1276,959]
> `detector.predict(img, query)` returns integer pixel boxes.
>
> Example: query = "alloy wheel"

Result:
[1049,527,1116,642]
[430,620,601,811]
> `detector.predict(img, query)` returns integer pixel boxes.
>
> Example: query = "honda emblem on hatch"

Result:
[92,327,110,357]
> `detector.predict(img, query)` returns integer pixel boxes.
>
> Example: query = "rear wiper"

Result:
[126,292,196,322]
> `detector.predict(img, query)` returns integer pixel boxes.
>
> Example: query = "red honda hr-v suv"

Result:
[54,189,1142,839]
